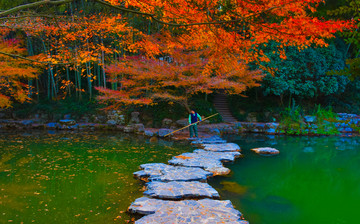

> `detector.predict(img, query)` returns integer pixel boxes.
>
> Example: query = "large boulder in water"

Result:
[157,128,174,137]
[144,130,154,137]
[251,147,279,156]
[134,123,145,133]
[46,122,60,129]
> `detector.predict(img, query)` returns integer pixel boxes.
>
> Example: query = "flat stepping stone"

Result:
[129,197,249,224]
[144,181,219,199]
[191,136,227,144]
[134,163,213,182]
[201,143,241,152]
[251,147,280,155]
[168,149,241,175]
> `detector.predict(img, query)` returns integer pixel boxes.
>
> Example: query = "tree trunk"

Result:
[182,98,191,113]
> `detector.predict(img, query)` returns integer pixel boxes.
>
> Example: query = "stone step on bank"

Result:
[128,136,249,224]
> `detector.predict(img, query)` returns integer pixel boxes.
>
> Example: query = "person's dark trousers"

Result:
[189,125,198,137]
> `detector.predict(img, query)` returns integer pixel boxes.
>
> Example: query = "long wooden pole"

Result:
[164,113,219,137]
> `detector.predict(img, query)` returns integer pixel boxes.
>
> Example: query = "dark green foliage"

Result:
[278,103,340,135]
[278,100,304,135]
[12,96,103,120]
[228,92,281,122]
[328,58,360,81]
[315,0,348,18]
[312,105,340,135]
[327,0,360,39]
[130,102,186,128]
[326,0,360,80]
[259,41,349,102]
[191,97,222,123]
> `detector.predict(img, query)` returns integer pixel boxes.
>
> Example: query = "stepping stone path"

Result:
[144,181,220,199]
[134,163,213,182]
[128,136,249,223]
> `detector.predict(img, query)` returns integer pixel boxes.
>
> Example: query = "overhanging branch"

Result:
[0,0,75,17]
[0,0,285,27]
[0,14,56,21]
[0,51,72,65]
[93,0,279,27]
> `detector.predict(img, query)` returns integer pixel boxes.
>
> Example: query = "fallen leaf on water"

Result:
[174,155,192,160]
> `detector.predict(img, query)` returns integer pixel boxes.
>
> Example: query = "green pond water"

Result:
[0,131,190,224]
[210,134,360,224]
[2,131,360,224]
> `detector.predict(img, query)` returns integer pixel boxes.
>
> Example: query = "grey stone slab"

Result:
[191,136,227,144]
[168,149,241,175]
[134,163,213,182]
[251,147,280,155]
[201,143,241,152]
[144,181,219,199]
[129,197,248,224]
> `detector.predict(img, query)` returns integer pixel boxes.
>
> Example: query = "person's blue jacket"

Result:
[189,112,202,125]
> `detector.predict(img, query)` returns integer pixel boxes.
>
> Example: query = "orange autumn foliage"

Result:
[0,39,41,108]
[97,0,353,109]
[98,41,263,109]
[4,14,139,65]
[0,0,354,109]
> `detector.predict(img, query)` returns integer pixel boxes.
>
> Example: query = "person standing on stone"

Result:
[189,110,202,138]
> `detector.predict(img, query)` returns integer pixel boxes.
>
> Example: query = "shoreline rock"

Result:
[1,112,360,138]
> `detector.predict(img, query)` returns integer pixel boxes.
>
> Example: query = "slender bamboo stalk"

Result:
[85,38,92,99]
[86,62,92,99]
[101,37,106,88]
[47,66,51,99]
[26,36,34,98]
[77,65,82,100]
[66,66,71,96]
[36,78,39,101]
[74,65,78,99]
[97,56,101,86]
[49,64,57,98]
